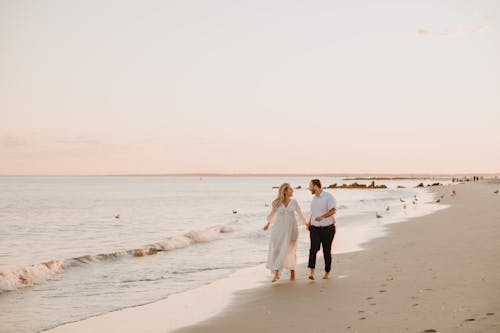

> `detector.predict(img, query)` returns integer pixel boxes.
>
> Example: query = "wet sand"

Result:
[175,181,500,333]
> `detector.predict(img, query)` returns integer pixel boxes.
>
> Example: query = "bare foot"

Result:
[272,270,280,282]
[290,270,295,281]
[309,269,315,280]
[322,273,331,279]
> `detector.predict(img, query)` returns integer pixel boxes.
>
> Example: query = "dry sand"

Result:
[175,182,500,333]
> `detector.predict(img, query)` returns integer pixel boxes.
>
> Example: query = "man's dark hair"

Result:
[311,179,322,188]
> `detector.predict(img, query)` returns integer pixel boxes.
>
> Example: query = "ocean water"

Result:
[0,176,449,333]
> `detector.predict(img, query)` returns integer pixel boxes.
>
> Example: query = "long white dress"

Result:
[266,199,307,271]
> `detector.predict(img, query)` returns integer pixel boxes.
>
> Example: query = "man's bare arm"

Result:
[315,208,336,221]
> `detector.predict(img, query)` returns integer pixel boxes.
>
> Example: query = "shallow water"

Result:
[0,176,448,332]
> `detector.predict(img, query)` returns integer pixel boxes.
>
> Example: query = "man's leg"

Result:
[321,225,336,278]
[308,226,321,280]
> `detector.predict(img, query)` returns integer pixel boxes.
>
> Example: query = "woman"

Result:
[263,183,307,282]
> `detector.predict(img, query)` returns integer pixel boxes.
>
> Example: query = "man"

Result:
[307,179,337,280]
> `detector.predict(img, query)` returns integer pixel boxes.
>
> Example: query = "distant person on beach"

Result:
[263,183,307,282]
[307,179,337,280]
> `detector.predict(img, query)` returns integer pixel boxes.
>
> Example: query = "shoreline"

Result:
[172,181,500,333]
[43,264,269,333]
[44,186,448,333]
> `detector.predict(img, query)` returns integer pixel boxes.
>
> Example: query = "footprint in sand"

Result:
[464,318,476,322]
[379,290,387,293]
[359,317,366,320]
[412,303,419,307]
[423,330,437,333]
[486,312,495,316]
[369,303,377,306]
[366,297,374,300]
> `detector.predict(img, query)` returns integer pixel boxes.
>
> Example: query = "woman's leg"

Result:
[272,269,280,282]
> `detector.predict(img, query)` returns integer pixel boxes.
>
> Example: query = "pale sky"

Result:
[1,0,499,175]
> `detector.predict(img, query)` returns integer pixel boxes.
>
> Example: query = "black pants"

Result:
[308,224,336,273]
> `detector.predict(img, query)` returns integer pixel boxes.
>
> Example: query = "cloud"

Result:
[416,25,487,36]
[52,135,102,146]
[0,133,103,149]
[0,135,30,147]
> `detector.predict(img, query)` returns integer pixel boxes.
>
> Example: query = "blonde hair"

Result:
[272,183,291,208]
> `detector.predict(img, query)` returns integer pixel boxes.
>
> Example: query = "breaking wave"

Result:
[0,222,239,293]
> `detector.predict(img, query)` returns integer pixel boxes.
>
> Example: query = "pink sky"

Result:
[1,0,499,175]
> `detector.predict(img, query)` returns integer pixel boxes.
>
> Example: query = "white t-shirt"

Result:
[310,190,337,227]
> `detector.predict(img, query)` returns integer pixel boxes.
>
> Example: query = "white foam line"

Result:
[45,264,269,333]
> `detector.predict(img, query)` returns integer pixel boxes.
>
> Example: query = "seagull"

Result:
[412,200,416,205]
[232,210,238,214]
[386,206,390,211]
[115,213,120,219]
[494,190,499,194]
[414,195,418,201]
[376,212,383,218]
[400,198,405,203]
[436,199,441,203]
[403,204,407,210]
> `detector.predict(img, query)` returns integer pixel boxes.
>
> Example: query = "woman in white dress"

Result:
[263,183,307,282]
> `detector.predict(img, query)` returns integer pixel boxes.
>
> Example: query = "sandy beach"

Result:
[173,181,500,333]
[45,181,500,333]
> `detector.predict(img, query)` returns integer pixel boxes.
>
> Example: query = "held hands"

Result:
[263,223,270,231]
[315,216,323,222]
[306,222,311,231]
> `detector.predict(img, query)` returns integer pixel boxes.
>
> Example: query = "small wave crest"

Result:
[0,222,239,293]
[0,260,63,293]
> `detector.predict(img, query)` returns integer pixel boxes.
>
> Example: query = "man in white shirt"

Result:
[307,179,337,280]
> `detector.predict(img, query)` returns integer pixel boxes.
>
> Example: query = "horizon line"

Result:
[1,172,499,177]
